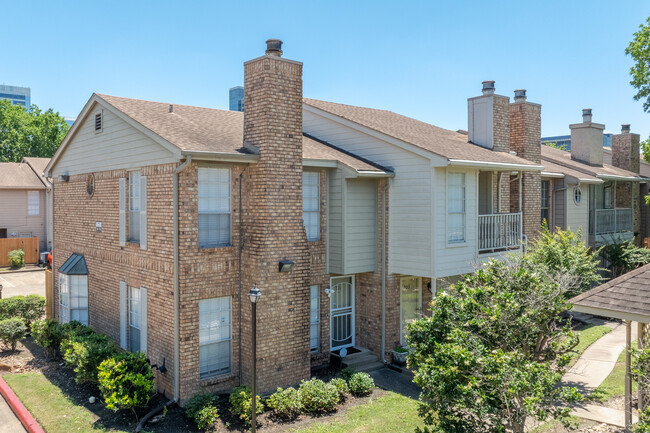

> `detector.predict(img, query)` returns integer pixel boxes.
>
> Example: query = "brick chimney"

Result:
[611,124,640,174]
[468,81,510,152]
[570,109,605,166]
[509,89,542,238]
[241,40,311,391]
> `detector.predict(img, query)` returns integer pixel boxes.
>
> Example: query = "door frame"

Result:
[329,275,355,351]
[399,276,422,347]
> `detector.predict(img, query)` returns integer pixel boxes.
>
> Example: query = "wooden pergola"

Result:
[570,263,650,431]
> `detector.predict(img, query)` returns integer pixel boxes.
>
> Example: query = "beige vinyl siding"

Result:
[0,189,47,250]
[566,183,589,243]
[304,109,433,277]
[345,179,377,274]
[432,167,478,278]
[552,178,566,231]
[328,168,345,274]
[51,105,178,176]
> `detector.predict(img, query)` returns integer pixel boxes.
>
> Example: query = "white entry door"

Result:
[330,276,355,351]
[400,277,422,346]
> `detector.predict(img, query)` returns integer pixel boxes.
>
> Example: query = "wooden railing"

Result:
[478,213,522,252]
[594,208,633,235]
[0,237,39,266]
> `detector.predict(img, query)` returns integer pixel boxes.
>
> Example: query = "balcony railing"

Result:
[478,213,522,252]
[594,208,633,235]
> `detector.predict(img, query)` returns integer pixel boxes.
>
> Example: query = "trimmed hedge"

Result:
[298,379,339,414]
[266,387,303,420]
[98,351,154,411]
[347,372,374,396]
[62,331,117,385]
[185,393,219,430]
[31,319,64,357]
[0,295,45,325]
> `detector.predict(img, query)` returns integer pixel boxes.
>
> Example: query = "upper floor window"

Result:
[447,173,466,244]
[303,172,320,241]
[27,191,39,216]
[198,167,231,248]
[541,180,550,224]
[129,171,141,243]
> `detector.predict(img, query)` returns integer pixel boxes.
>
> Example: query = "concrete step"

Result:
[342,354,379,368]
[343,347,371,360]
[352,361,385,373]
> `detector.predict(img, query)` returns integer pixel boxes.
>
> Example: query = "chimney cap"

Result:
[265,39,283,57]
[514,89,527,101]
[582,108,592,123]
[482,80,495,95]
[622,124,631,133]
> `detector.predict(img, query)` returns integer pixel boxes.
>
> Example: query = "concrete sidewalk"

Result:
[0,392,26,433]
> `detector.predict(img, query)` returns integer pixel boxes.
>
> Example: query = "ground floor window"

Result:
[199,296,232,378]
[59,274,88,325]
[310,286,320,352]
[129,286,141,353]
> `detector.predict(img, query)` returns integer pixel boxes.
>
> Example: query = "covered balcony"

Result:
[589,181,634,243]
[477,171,522,254]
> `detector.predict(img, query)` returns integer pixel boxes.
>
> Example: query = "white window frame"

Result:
[27,191,39,216]
[541,180,550,224]
[199,296,232,379]
[310,285,320,352]
[128,171,141,243]
[128,286,141,352]
[59,274,70,324]
[58,274,88,325]
[574,186,582,206]
[447,172,466,245]
[303,172,320,241]
[198,167,232,248]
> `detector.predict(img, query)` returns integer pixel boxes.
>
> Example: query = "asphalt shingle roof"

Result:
[541,145,642,180]
[0,162,46,189]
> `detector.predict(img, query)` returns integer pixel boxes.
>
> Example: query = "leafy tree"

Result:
[626,17,650,113]
[544,141,568,151]
[408,254,584,432]
[599,237,650,278]
[0,99,69,162]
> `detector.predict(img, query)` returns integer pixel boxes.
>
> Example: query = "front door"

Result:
[330,276,355,351]
[400,277,422,346]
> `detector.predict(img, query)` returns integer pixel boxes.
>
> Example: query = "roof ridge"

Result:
[96,93,241,116]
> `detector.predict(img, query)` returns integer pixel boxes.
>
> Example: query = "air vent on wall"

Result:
[94,112,102,132]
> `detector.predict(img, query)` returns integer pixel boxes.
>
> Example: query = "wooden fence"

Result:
[0,237,40,266]
[45,269,53,318]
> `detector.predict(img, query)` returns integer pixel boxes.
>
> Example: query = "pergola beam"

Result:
[626,320,632,430]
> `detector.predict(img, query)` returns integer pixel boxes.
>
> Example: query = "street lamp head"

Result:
[248,284,262,304]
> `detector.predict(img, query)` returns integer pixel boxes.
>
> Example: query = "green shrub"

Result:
[298,379,339,414]
[60,320,94,340]
[185,393,219,430]
[62,332,117,385]
[0,317,26,351]
[347,372,374,396]
[98,351,154,412]
[31,319,64,357]
[266,387,302,420]
[8,249,24,268]
[329,378,348,400]
[0,295,45,325]
[338,366,356,383]
[229,385,263,425]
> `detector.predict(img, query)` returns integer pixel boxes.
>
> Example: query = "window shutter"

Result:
[140,176,147,250]
[119,178,126,246]
[120,281,127,349]
[140,287,148,354]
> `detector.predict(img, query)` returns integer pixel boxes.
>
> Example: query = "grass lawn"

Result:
[590,341,637,402]
[566,324,612,368]
[4,372,126,433]
[291,392,423,433]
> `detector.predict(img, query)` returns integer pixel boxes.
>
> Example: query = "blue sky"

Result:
[2,1,649,139]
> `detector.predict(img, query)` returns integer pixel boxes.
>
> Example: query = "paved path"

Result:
[369,367,420,399]
[0,269,45,298]
[0,392,26,433]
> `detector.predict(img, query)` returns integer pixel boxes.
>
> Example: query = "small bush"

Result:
[0,318,27,351]
[347,372,374,396]
[98,351,154,412]
[31,319,63,357]
[0,295,45,325]
[8,249,24,268]
[62,331,117,385]
[338,366,356,383]
[229,385,263,425]
[266,387,302,420]
[329,378,348,400]
[298,379,339,414]
[60,320,95,340]
[185,393,219,430]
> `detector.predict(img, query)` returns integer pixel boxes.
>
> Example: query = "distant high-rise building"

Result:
[64,117,76,128]
[0,84,31,107]
[229,86,244,112]
[542,132,612,150]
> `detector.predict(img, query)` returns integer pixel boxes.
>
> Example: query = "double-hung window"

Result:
[59,274,88,325]
[310,286,320,352]
[447,173,466,244]
[129,286,141,353]
[198,168,231,248]
[541,180,550,224]
[27,191,39,216]
[199,297,232,378]
[303,172,320,241]
[129,172,141,243]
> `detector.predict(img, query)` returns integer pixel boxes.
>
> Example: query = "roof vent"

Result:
[94,112,102,132]
[169,104,174,113]
[622,124,631,134]
[265,39,283,57]
[514,89,527,102]
[482,80,495,95]
[582,108,592,123]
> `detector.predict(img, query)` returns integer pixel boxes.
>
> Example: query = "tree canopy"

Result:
[0,99,69,162]
[626,17,650,113]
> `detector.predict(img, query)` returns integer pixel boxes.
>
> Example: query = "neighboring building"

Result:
[229,86,243,111]
[542,131,613,150]
[540,114,644,247]
[45,40,545,402]
[0,157,52,251]
[64,117,76,127]
[0,84,31,107]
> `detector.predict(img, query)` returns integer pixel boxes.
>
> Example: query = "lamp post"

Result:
[248,284,262,433]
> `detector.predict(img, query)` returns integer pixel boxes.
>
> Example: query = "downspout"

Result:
[381,179,391,364]
[238,171,243,385]
[173,155,192,402]
[45,177,54,316]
